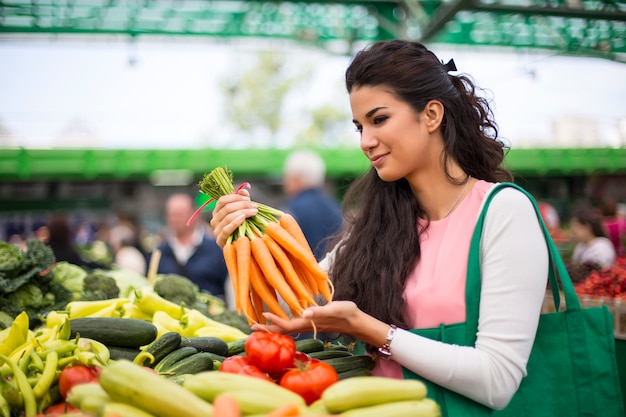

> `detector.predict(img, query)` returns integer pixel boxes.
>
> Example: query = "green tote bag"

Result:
[401,182,625,417]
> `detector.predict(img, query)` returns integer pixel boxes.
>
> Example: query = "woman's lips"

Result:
[370,153,388,168]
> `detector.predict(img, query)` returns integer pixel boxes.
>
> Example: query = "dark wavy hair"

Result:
[329,40,513,337]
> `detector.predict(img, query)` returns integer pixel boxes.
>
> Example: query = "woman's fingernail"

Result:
[302,309,314,319]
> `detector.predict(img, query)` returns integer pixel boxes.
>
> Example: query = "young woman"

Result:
[570,204,616,270]
[210,40,549,411]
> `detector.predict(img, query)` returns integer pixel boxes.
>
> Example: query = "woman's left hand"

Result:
[251,301,361,334]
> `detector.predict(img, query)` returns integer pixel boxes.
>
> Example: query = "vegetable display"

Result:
[0,240,72,329]
[192,166,333,324]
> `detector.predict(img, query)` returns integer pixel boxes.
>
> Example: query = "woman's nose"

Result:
[360,128,377,152]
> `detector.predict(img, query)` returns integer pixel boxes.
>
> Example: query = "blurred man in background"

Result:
[150,193,229,298]
[282,149,343,261]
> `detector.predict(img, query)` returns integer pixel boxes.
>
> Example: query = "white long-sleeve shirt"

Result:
[321,184,549,409]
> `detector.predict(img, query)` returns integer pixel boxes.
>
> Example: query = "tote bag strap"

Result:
[465,182,580,343]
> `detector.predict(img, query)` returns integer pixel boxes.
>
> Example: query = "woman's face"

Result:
[349,85,437,183]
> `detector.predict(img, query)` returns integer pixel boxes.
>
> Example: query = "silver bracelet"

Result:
[377,324,397,360]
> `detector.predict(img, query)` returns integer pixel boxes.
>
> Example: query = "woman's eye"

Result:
[354,125,363,133]
[373,115,388,125]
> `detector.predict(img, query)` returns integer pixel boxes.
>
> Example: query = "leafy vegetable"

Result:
[52,261,89,301]
[97,268,149,298]
[0,241,25,273]
[153,273,199,306]
[0,239,73,328]
[81,271,120,301]
[0,239,56,294]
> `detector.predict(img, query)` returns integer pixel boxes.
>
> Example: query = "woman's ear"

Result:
[422,100,445,133]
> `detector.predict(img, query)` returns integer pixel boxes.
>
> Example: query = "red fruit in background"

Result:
[219,355,250,374]
[42,402,80,415]
[57,365,99,399]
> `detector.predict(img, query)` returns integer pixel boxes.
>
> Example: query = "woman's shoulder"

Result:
[475,181,537,213]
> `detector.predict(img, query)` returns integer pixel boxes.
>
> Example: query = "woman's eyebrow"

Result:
[366,106,386,118]
[353,106,387,124]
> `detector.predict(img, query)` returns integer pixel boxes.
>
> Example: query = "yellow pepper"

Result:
[84,301,124,318]
[133,288,185,320]
[67,298,128,319]
[152,311,184,334]
[121,302,152,321]
[0,311,30,356]
[183,309,248,342]
[193,325,249,343]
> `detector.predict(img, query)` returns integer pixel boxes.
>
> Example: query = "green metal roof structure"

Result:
[1,147,624,181]
[1,0,625,61]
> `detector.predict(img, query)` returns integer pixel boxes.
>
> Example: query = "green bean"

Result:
[32,351,58,399]
[0,354,37,417]
[0,392,11,417]
[28,350,45,373]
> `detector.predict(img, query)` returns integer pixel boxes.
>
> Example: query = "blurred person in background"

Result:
[600,197,626,256]
[537,199,564,241]
[109,223,147,275]
[149,193,229,298]
[570,204,616,270]
[282,149,343,260]
[45,212,105,269]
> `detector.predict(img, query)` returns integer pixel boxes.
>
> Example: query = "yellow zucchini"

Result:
[183,371,305,407]
[99,360,214,417]
[102,402,157,417]
[340,398,441,417]
[321,376,427,413]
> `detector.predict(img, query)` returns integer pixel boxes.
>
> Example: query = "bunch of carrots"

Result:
[192,166,333,325]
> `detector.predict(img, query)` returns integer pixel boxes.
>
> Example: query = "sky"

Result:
[0,36,625,150]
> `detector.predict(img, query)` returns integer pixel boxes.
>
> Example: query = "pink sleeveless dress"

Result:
[374,180,494,378]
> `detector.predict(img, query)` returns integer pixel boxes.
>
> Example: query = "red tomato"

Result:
[219,355,273,381]
[238,364,273,382]
[219,355,250,373]
[244,331,296,375]
[279,359,339,405]
[42,402,80,415]
[57,365,99,399]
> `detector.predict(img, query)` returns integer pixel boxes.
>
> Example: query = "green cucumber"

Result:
[69,318,158,348]
[107,345,141,362]
[226,337,248,356]
[163,352,215,377]
[337,367,372,380]
[180,336,228,357]
[198,352,225,364]
[309,350,354,360]
[154,346,198,373]
[323,355,375,374]
[141,332,182,368]
[295,338,325,354]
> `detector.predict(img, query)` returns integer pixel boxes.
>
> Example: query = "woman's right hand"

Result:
[209,188,258,248]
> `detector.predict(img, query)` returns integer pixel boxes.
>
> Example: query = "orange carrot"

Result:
[265,221,317,266]
[250,235,304,316]
[250,285,266,325]
[249,256,289,320]
[279,213,315,256]
[223,241,239,312]
[213,393,241,417]
[235,236,256,324]
[262,234,317,308]
[267,222,333,302]
[266,402,301,417]
[290,253,319,296]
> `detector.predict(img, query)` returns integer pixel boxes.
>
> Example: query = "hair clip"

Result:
[443,58,457,72]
